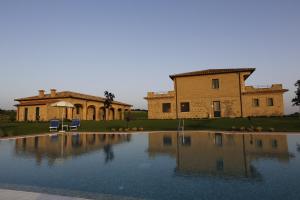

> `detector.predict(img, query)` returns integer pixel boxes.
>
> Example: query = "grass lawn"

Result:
[0,116,300,137]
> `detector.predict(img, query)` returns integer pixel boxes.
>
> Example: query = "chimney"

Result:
[50,89,57,97]
[38,90,45,97]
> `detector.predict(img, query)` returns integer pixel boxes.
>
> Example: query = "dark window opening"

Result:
[215,133,223,146]
[180,136,191,146]
[271,139,278,148]
[163,136,172,146]
[216,159,224,171]
[162,103,171,113]
[213,101,221,117]
[35,107,40,121]
[253,99,260,107]
[65,108,68,119]
[24,108,28,121]
[34,137,39,149]
[212,79,220,89]
[255,139,263,148]
[180,102,190,112]
[267,98,274,106]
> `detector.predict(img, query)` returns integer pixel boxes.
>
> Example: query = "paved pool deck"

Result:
[0,189,142,200]
[0,189,91,200]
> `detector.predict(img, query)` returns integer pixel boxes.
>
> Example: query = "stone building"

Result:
[145,68,288,119]
[15,89,132,121]
[148,132,291,178]
[15,133,131,165]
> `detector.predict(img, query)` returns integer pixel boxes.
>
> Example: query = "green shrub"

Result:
[255,127,263,132]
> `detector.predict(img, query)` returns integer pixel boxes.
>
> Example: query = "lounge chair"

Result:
[69,119,80,131]
[49,120,60,132]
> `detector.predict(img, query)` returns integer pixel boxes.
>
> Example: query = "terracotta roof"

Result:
[15,91,132,107]
[169,68,256,79]
[15,99,60,107]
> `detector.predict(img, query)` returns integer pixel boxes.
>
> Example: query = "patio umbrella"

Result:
[51,101,74,132]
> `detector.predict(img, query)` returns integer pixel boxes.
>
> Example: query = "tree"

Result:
[292,80,300,117]
[103,144,114,163]
[125,111,132,128]
[103,91,115,120]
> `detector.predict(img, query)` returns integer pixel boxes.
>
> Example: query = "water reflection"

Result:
[13,132,294,179]
[15,133,132,166]
[148,132,293,179]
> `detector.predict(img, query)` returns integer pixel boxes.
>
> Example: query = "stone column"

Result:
[105,108,109,120]
[82,103,87,120]
[95,107,100,121]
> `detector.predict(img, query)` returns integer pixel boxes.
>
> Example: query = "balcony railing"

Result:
[252,85,272,89]
[153,91,170,95]
[244,84,285,93]
[146,91,175,98]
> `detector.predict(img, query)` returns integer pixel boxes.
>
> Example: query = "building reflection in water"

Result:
[15,133,132,166]
[148,132,293,179]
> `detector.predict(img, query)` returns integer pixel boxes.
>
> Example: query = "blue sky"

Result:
[0,0,299,113]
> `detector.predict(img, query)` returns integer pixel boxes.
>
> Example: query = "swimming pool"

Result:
[0,131,300,200]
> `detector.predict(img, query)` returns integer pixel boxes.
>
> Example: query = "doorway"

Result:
[35,107,40,121]
[24,108,28,121]
[213,101,221,118]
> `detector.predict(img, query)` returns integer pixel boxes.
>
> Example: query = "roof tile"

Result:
[169,68,255,79]
[15,91,131,106]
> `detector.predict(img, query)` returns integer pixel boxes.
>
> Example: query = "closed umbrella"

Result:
[51,101,74,132]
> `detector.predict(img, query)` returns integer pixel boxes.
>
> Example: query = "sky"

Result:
[0,0,299,114]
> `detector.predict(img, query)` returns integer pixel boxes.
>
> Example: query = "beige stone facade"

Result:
[15,89,132,121]
[145,68,288,119]
[15,133,131,164]
[148,132,290,177]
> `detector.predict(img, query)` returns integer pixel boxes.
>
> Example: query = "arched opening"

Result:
[87,134,96,145]
[117,108,123,120]
[87,105,96,120]
[109,108,115,120]
[24,107,28,121]
[73,104,83,120]
[99,107,106,120]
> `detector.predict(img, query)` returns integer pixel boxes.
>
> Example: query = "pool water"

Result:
[0,132,300,200]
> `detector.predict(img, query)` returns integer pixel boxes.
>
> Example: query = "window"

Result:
[180,102,190,112]
[271,139,278,148]
[163,136,172,146]
[180,136,191,146]
[253,99,260,107]
[215,133,223,146]
[212,79,219,89]
[24,108,28,121]
[213,101,221,117]
[22,138,27,148]
[162,103,171,113]
[267,98,274,106]
[216,159,224,171]
[35,107,40,121]
[34,137,39,149]
[255,139,263,148]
